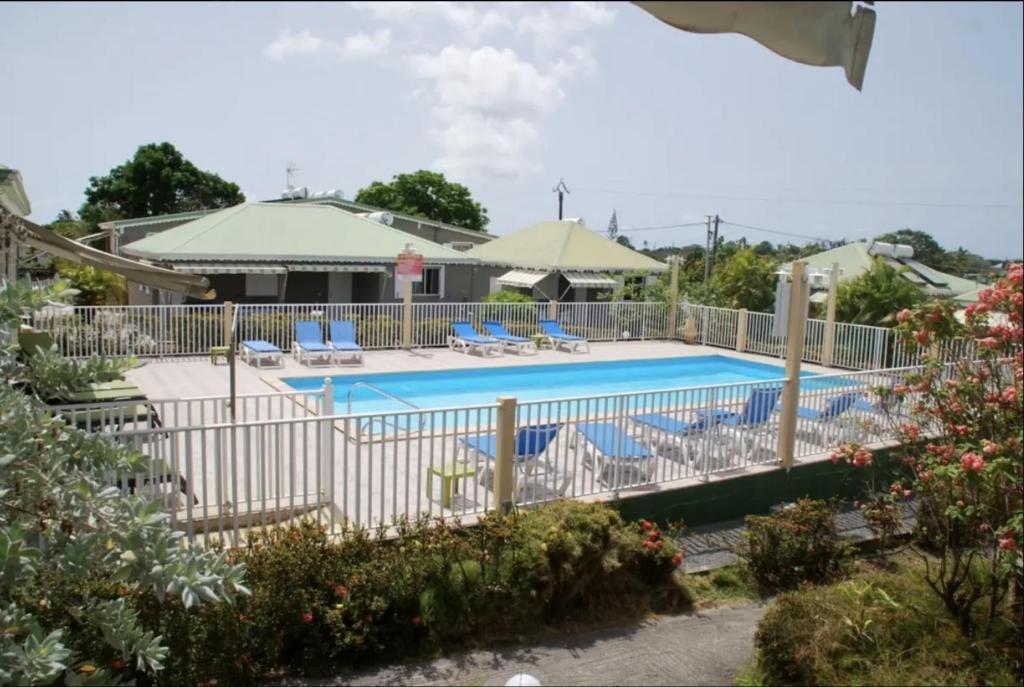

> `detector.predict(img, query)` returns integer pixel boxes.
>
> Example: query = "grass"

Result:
[680,565,763,609]
[749,551,1022,686]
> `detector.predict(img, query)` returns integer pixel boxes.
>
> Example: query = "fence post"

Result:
[493,396,517,514]
[821,262,839,367]
[321,378,335,512]
[736,309,748,352]
[547,299,558,321]
[667,257,679,339]
[777,262,808,471]
[222,301,234,348]
[401,281,413,349]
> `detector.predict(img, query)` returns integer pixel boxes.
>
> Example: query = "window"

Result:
[395,266,444,297]
[245,273,278,297]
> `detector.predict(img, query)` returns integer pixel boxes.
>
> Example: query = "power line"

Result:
[618,221,706,233]
[574,186,1023,210]
[720,220,831,243]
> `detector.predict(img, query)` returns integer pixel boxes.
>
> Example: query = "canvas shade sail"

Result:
[497,270,550,288]
[1,208,214,299]
[632,1,876,90]
[562,272,618,288]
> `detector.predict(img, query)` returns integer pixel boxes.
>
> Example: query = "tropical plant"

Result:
[832,263,1023,638]
[835,257,924,326]
[714,249,777,311]
[0,279,248,685]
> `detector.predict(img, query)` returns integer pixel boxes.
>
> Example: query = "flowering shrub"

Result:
[161,501,685,685]
[834,263,1023,637]
[738,499,853,591]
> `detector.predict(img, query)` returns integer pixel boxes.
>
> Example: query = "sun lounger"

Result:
[328,320,364,364]
[482,321,537,355]
[573,421,655,488]
[240,340,284,368]
[293,321,333,366]
[448,321,503,357]
[791,391,862,446]
[539,320,590,353]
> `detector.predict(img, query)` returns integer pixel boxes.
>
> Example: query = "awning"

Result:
[173,264,286,275]
[1,209,214,300]
[632,1,876,91]
[497,270,549,288]
[286,264,389,273]
[562,271,617,288]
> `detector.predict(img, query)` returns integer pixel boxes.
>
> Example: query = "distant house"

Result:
[119,203,480,305]
[466,218,668,302]
[784,240,986,304]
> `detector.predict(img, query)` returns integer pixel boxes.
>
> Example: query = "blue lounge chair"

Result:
[328,320,364,364]
[792,391,862,446]
[460,424,567,498]
[573,422,655,488]
[628,411,716,461]
[292,321,333,366]
[539,320,590,353]
[482,321,537,355]
[240,340,283,368]
[697,386,783,463]
[448,321,503,357]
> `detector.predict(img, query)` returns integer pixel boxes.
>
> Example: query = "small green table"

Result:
[532,334,550,349]
[426,461,477,509]
[210,345,230,365]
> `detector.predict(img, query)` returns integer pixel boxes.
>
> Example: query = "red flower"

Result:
[896,309,913,323]
[302,611,314,623]
[914,329,930,346]
[412,615,422,626]
[110,659,125,671]
[671,553,683,567]
[999,535,1016,551]
[334,585,349,599]
[961,452,987,474]
[643,540,657,550]
[640,519,653,531]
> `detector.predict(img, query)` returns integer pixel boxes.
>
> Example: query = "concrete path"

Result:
[299,603,767,687]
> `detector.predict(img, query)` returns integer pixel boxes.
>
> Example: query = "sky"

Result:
[2,1,1022,259]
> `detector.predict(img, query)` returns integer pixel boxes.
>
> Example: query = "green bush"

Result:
[162,501,686,684]
[753,557,1022,686]
[738,499,852,591]
[481,290,535,304]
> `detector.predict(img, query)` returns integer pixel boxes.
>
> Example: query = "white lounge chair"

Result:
[448,321,503,357]
[328,320,364,365]
[292,321,333,366]
[572,422,656,489]
[240,340,283,368]
[482,321,537,355]
[539,320,590,353]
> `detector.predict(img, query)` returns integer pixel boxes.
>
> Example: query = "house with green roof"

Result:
[783,240,986,303]
[466,218,667,302]
[120,202,481,305]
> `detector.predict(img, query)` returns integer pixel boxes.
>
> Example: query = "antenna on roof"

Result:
[552,178,570,220]
[286,162,300,190]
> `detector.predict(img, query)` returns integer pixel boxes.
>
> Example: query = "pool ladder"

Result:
[345,382,424,436]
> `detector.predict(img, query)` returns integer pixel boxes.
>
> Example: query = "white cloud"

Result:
[277,2,617,178]
[262,28,390,62]
[340,28,391,59]
[263,29,324,62]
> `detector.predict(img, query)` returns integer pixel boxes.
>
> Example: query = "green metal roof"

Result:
[276,197,497,240]
[466,219,667,273]
[792,241,983,297]
[119,202,475,264]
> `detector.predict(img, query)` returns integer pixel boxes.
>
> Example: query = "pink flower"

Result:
[982,442,999,456]
[896,309,913,323]
[920,470,933,482]
[903,490,912,498]
[978,336,1000,350]
[960,452,987,474]
[914,329,930,346]
[893,384,908,395]
[302,611,314,623]
[853,500,861,509]
[999,535,1017,552]
[1002,387,1018,404]
[899,423,920,441]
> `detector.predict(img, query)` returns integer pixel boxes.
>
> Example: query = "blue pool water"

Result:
[282,355,846,418]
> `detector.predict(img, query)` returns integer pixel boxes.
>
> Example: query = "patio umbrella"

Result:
[632,1,877,90]
[1,207,214,300]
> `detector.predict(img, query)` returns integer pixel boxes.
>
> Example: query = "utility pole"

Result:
[553,179,570,220]
[703,215,713,281]
[710,214,720,273]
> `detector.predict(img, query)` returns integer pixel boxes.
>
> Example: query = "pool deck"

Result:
[125,340,834,401]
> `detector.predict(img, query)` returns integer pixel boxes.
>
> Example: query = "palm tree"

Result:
[835,258,923,326]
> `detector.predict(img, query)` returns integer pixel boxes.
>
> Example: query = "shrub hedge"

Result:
[149,501,686,686]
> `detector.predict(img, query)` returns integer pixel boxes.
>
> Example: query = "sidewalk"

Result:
[297,603,768,687]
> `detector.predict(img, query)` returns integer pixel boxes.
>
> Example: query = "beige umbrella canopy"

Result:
[632,1,876,90]
[1,208,214,300]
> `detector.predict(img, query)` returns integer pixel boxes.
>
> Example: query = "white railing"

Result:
[70,362,932,546]
[30,300,903,371]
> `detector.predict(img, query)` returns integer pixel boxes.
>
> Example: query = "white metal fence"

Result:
[60,363,929,546]
[33,300,897,369]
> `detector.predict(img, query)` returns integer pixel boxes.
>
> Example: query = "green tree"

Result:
[354,170,489,232]
[874,228,945,267]
[48,209,93,240]
[615,235,634,249]
[835,257,924,326]
[714,249,778,311]
[79,142,244,226]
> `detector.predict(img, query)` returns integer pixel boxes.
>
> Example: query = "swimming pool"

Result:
[282,355,846,416]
